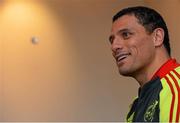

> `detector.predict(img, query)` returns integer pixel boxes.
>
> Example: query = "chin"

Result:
[118,69,134,77]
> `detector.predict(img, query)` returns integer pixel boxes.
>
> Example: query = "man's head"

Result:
[113,6,170,55]
[109,6,170,77]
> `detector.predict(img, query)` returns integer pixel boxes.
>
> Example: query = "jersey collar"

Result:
[152,58,179,79]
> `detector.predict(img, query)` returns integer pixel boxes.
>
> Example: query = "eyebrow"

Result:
[117,28,131,34]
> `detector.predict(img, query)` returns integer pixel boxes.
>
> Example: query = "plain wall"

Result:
[0,0,179,121]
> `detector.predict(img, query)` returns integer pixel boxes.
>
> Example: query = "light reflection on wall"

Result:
[1,1,58,33]
[0,0,75,121]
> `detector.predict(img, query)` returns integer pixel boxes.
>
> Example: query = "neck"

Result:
[133,50,170,88]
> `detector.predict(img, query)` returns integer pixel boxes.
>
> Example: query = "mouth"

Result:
[115,53,131,63]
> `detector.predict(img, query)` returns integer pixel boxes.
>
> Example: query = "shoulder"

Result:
[159,65,180,122]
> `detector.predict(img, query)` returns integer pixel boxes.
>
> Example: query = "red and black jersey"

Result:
[126,59,180,122]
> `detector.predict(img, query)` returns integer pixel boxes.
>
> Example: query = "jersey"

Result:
[126,58,180,122]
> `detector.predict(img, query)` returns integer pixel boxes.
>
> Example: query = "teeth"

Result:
[116,53,130,61]
[118,55,127,61]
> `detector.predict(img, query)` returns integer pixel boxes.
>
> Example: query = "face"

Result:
[109,15,156,77]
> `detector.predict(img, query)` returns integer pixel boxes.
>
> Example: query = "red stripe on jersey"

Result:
[173,69,180,79]
[164,76,175,122]
[171,70,180,122]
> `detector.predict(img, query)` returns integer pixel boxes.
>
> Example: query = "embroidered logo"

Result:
[144,100,158,122]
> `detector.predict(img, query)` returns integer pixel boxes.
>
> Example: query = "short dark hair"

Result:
[113,6,171,55]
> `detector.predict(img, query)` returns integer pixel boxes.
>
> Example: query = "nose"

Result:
[111,37,124,53]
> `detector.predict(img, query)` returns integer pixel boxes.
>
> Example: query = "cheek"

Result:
[130,38,155,61]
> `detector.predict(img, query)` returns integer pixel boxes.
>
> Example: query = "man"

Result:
[109,6,180,122]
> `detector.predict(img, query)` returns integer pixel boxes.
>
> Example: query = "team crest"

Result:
[144,100,158,122]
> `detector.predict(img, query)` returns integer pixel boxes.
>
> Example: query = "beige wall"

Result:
[0,0,179,121]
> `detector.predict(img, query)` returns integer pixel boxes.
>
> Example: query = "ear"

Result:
[153,28,165,47]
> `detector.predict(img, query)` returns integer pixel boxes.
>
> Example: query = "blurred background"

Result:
[0,0,180,121]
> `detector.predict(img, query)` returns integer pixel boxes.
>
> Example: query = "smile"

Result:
[115,53,131,62]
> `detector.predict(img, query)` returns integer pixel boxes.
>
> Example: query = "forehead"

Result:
[111,15,143,32]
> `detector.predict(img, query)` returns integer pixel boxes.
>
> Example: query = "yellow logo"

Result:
[144,100,158,122]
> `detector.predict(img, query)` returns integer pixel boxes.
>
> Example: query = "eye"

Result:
[109,35,114,44]
[122,32,132,39]
[121,31,133,40]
